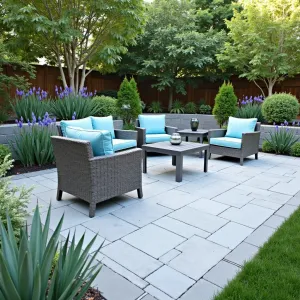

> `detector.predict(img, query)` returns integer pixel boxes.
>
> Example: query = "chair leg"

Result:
[255,153,258,160]
[89,203,96,218]
[240,157,244,166]
[57,189,62,201]
[137,188,143,199]
[208,152,211,159]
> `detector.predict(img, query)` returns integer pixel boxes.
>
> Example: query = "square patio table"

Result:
[142,141,209,182]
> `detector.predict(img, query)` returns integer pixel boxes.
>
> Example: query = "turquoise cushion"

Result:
[65,127,114,156]
[60,117,93,137]
[138,115,166,134]
[113,139,137,152]
[226,117,257,139]
[210,137,242,149]
[146,134,171,144]
[91,116,115,138]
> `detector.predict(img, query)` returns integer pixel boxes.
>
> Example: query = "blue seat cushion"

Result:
[60,117,93,137]
[146,134,171,144]
[138,115,166,134]
[91,116,115,138]
[113,139,137,152]
[65,126,114,156]
[226,117,257,139]
[210,137,242,149]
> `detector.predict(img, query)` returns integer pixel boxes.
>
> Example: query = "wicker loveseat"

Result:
[51,136,143,217]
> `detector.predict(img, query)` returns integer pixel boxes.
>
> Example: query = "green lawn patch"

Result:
[214,208,300,300]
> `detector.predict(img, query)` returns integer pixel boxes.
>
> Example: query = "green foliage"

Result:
[199,104,212,114]
[123,123,136,130]
[262,93,300,123]
[0,155,31,239]
[95,90,118,99]
[213,82,237,127]
[265,126,299,154]
[93,96,117,118]
[170,100,184,114]
[291,142,300,157]
[217,0,300,96]
[148,101,163,113]
[117,77,142,124]
[0,145,11,164]
[0,204,102,300]
[236,104,264,122]
[184,102,197,114]
[262,140,274,153]
[0,104,9,124]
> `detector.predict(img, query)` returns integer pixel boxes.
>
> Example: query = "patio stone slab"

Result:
[270,179,300,196]
[35,189,76,208]
[145,285,173,300]
[188,198,229,215]
[250,192,292,205]
[83,214,137,242]
[203,260,240,288]
[243,178,276,190]
[27,194,49,214]
[141,295,157,300]
[264,215,285,229]
[159,249,181,264]
[250,199,282,210]
[180,279,221,300]
[207,222,253,249]
[275,204,298,218]
[219,204,273,229]
[235,185,271,197]
[93,266,143,300]
[112,202,172,227]
[225,242,258,266]
[212,190,253,208]
[101,240,162,278]
[169,236,230,280]
[154,216,210,239]
[245,225,276,247]
[287,196,300,206]
[169,207,228,233]
[123,224,185,258]
[38,179,57,190]
[146,266,195,299]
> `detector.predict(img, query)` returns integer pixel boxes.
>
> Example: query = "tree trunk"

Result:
[268,80,275,96]
[168,87,174,111]
[79,64,86,92]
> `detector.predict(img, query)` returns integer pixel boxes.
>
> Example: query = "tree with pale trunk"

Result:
[217,0,300,97]
[2,0,145,93]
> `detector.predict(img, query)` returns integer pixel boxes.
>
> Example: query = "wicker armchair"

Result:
[51,136,143,218]
[208,122,261,166]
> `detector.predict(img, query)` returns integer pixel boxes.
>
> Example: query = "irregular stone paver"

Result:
[225,242,259,266]
[245,225,276,247]
[275,204,298,218]
[145,266,195,299]
[264,215,286,229]
[180,279,221,300]
[122,224,185,258]
[188,198,229,215]
[203,260,240,288]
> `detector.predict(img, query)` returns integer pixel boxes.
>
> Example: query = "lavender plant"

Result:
[236,95,264,122]
[12,112,57,167]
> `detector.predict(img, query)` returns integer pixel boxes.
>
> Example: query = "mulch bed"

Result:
[82,287,105,300]
[6,161,56,176]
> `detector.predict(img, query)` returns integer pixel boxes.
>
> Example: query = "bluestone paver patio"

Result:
[13,152,300,300]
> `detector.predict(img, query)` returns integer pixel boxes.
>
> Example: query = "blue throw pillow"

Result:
[65,126,114,156]
[226,117,257,139]
[138,115,166,134]
[60,117,93,136]
[91,116,115,139]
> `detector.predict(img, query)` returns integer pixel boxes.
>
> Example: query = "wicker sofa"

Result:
[51,136,143,218]
[208,122,261,166]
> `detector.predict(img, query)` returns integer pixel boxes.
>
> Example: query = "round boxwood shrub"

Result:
[93,96,117,117]
[262,93,300,123]
[291,142,300,157]
[262,140,274,153]
[0,144,11,164]
[95,90,118,99]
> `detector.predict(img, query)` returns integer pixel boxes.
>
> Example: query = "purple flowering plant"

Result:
[236,95,265,122]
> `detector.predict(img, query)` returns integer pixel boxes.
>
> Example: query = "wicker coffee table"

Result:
[142,141,209,182]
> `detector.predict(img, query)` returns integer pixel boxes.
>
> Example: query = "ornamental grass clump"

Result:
[236,95,264,122]
[12,112,57,167]
[147,101,163,113]
[170,100,184,114]
[0,204,102,300]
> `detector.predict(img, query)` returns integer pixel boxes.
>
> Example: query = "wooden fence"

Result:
[2,64,300,109]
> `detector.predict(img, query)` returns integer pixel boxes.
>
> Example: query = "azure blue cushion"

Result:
[146,134,171,144]
[112,139,137,152]
[138,115,166,134]
[91,116,115,138]
[226,117,257,139]
[60,117,93,137]
[210,137,242,149]
[65,127,114,156]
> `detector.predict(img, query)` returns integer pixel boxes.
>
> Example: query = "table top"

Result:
[178,129,208,135]
[142,141,209,154]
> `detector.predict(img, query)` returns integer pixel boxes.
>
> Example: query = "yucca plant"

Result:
[170,100,184,114]
[0,205,102,300]
[148,101,163,113]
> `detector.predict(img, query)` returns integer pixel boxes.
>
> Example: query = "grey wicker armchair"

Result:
[51,136,143,218]
[208,122,261,166]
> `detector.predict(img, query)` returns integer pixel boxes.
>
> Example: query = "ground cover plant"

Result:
[214,207,300,300]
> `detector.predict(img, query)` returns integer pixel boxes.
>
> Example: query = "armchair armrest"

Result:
[165,126,178,135]
[136,127,146,148]
[114,129,137,140]
[242,131,261,154]
[208,129,227,140]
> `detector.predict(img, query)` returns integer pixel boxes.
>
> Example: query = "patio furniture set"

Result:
[52,114,260,217]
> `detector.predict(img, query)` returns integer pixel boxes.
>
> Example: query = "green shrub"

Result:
[236,104,264,122]
[93,95,117,117]
[184,102,197,114]
[262,140,274,153]
[199,104,212,114]
[213,82,237,127]
[170,100,184,114]
[291,142,300,157]
[262,93,300,123]
[95,89,118,99]
[0,204,102,300]
[0,144,11,164]
[117,77,142,126]
[0,155,31,238]
[148,101,163,113]
[0,105,8,124]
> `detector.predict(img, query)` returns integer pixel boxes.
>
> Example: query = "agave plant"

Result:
[0,205,102,300]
